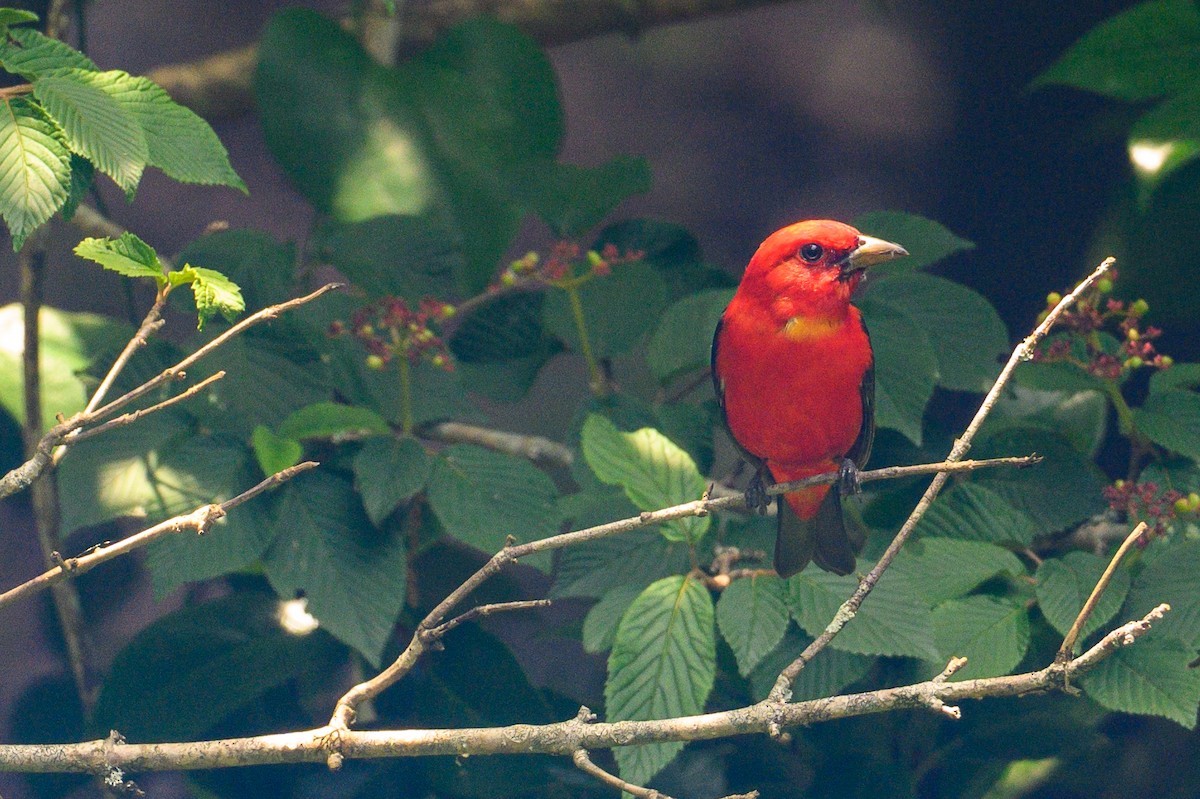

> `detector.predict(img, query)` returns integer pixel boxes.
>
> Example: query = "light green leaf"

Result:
[580,414,708,543]
[582,584,642,654]
[893,536,1026,604]
[1036,552,1131,645]
[277,401,390,441]
[788,566,940,660]
[73,231,164,282]
[427,444,559,564]
[251,425,302,476]
[857,299,937,444]
[263,473,407,666]
[912,482,1041,547]
[352,435,430,525]
[852,211,975,273]
[1135,389,1200,460]
[543,261,669,359]
[716,574,790,677]
[607,575,716,787]
[0,9,38,33]
[0,28,96,79]
[1128,87,1200,200]
[34,68,148,193]
[1033,0,1200,101]
[748,627,874,702]
[1123,540,1200,648]
[932,596,1031,679]
[646,288,734,384]
[1080,636,1200,728]
[0,97,71,249]
[172,265,244,329]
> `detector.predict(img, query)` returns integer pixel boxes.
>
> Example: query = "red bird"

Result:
[712,220,907,577]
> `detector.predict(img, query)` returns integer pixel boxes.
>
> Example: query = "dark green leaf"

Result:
[647,288,734,384]
[447,290,558,400]
[984,384,1109,457]
[1079,636,1200,728]
[852,211,975,273]
[748,627,874,702]
[263,473,407,665]
[607,575,716,786]
[654,401,716,476]
[0,9,38,32]
[1149,362,1200,393]
[145,499,275,598]
[932,596,1031,679]
[352,435,430,525]
[592,218,732,300]
[1015,359,1112,394]
[582,584,642,654]
[73,231,163,282]
[60,152,94,221]
[893,536,1027,604]
[856,299,937,444]
[1123,540,1200,648]
[912,482,1041,547]
[0,97,71,249]
[543,261,669,358]
[1135,389,1200,460]
[251,425,302,476]
[277,401,390,440]
[510,156,651,238]
[716,574,790,677]
[1036,552,1131,645]
[1033,0,1200,101]
[313,215,462,301]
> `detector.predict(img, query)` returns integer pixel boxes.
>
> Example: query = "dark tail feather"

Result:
[774,488,857,578]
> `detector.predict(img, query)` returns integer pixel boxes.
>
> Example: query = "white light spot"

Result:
[277,598,319,635]
[1129,141,1174,175]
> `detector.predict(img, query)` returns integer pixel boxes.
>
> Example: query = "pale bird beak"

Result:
[841,235,908,278]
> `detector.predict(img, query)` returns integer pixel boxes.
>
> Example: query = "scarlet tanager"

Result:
[711,220,908,577]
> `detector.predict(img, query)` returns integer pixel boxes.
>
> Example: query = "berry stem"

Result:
[398,350,414,436]
[563,280,607,396]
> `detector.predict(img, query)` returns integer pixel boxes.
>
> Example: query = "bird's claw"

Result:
[745,470,770,514]
[837,458,863,495]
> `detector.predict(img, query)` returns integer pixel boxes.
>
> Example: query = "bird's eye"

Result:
[799,243,824,262]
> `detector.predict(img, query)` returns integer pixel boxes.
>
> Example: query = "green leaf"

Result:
[73,231,164,282]
[251,425,302,476]
[863,273,1008,393]
[582,584,642,654]
[1033,0,1200,101]
[856,298,937,444]
[932,596,1031,679]
[985,384,1109,457]
[580,414,708,543]
[277,401,390,440]
[427,444,560,562]
[787,566,940,660]
[646,288,734,384]
[145,498,275,598]
[543,261,669,358]
[893,537,1026,604]
[1036,552,1131,645]
[592,218,733,300]
[0,9,38,33]
[170,265,244,329]
[510,156,652,238]
[1150,362,1200,393]
[1080,636,1200,728]
[0,97,71,249]
[0,28,96,79]
[60,152,94,221]
[715,574,790,677]
[352,435,430,525]
[1123,540,1200,648]
[748,627,874,702]
[91,591,342,742]
[313,215,461,301]
[1128,87,1200,200]
[912,482,1041,547]
[263,473,406,666]
[175,230,295,311]
[33,68,149,193]
[852,211,975,273]
[606,575,716,786]
[1135,389,1200,460]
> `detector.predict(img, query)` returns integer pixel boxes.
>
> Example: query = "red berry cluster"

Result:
[1103,479,1199,539]
[494,241,643,289]
[330,296,456,371]
[1033,271,1173,380]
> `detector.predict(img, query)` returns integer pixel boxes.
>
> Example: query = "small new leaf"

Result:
[170,265,245,329]
[74,232,165,283]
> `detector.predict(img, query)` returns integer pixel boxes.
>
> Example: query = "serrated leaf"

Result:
[716,574,790,677]
[582,584,642,654]
[427,444,559,562]
[1123,540,1200,648]
[91,591,342,742]
[787,566,940,660]
[1033,0,1200,101]
[985,384,1109,457]
[1036,552,1131,646]
[352,435,430,525]
[251,425,302,476]
[1080,636,1200,728]
[580,414,708,543]
[174,265,244,329]
[73,231,164,282]
[0,28,96,79]
[1135,389,1200,460]
[0,9,38,32]
[857,299,937,444]
[893,537,1026,604]
[277,401,390,440]
[145,499,275,598]
[314,214,461,301]
[747,627,874,702]
[932,596,1031,679]
[176,230,295,312]
[646,288,734,384]
[543,261,669,358]
[0,97,71,249]
[606,575,716,786]
[263,473,406,666]
[102,73,245,192]
[1150,362,1200,393]
[509,155,651,238]
[912,482,1041,547]
[863,273,1008,393]
[852,211,975,273]
[34,68,148,193]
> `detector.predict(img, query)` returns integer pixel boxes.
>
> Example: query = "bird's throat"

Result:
[781,313,844,342]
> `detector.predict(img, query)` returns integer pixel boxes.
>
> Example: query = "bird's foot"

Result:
[745,469,771,515]
[837,458,863,495]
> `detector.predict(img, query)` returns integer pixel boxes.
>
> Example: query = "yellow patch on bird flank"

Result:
[782,314,843,342]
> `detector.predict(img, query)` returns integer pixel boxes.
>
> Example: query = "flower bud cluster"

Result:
[493,241,643,290]
[1103,478,1198,539]
[329,296,456,371]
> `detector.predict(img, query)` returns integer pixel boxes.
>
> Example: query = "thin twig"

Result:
[420,421,575,467]
[424,600,552,641]
[1057,521,1147,660]
[768,257,1116,703]
[0,462,317,611]
[69,372,225,444]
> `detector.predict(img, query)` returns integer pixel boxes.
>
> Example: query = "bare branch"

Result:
[767,258,1116,704]
[68,371,225,444]
[421,421,575,467]
[424,599,552,641]
[1058,521,1148,660]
